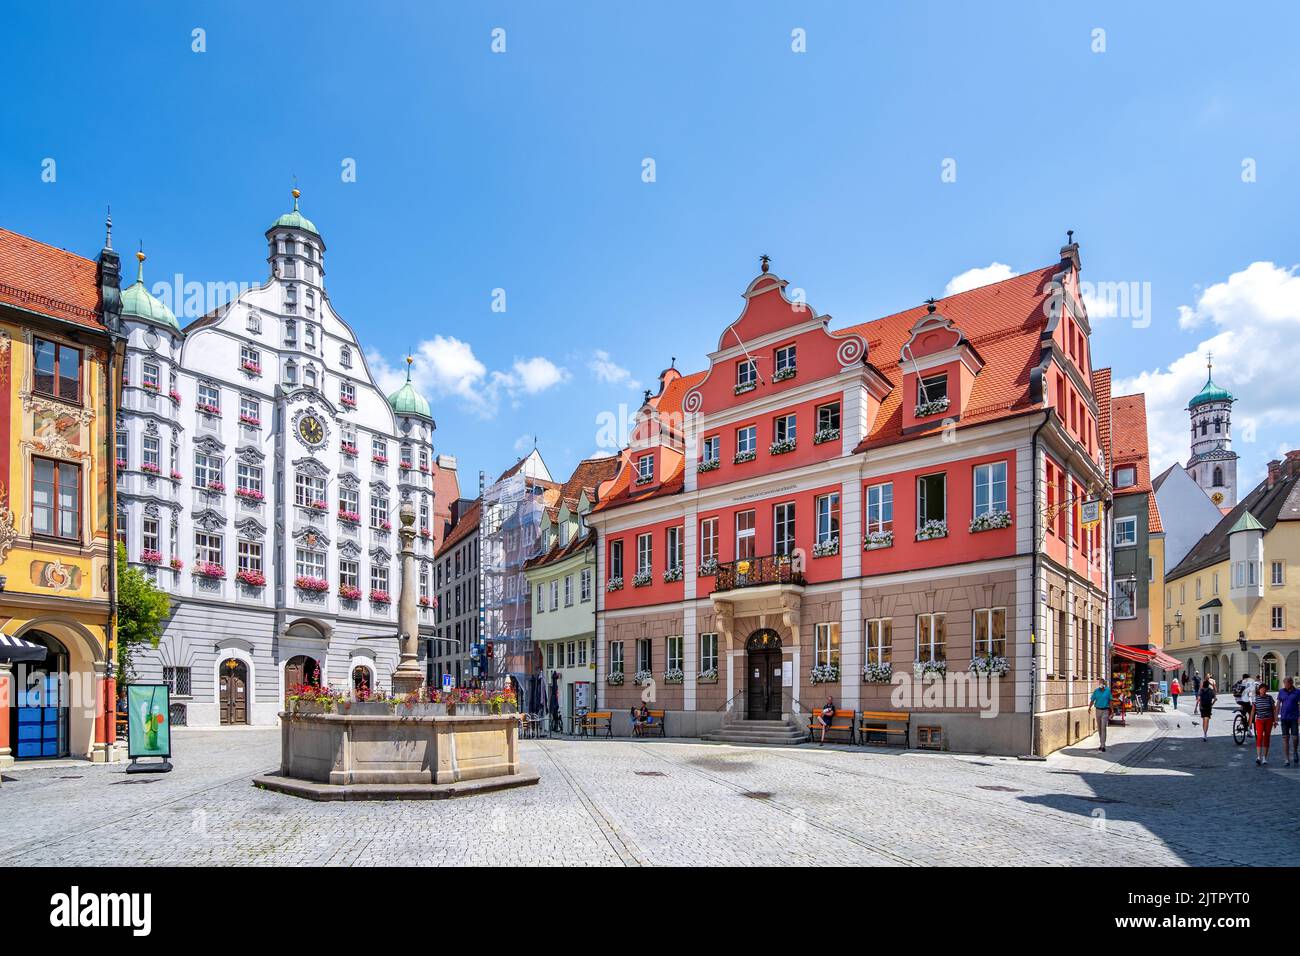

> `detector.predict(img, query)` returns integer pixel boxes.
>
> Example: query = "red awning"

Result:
[1150,649,1182,671]
[1112,644,1155,664]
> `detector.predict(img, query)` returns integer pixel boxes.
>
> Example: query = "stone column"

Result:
[391,501,424,696]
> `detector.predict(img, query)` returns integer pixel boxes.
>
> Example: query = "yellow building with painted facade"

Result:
[1165,453,1300,691]
[0,225,122,763]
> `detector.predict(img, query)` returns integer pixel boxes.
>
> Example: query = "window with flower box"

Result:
[815,493,840,546]
[400,444,413,470]
[700,633,718,674]
[917,373,948,408]
[116,430,128,468]
[814,622,840,668]
[735,358,757,391]
[774,344,797,379]
[142,436,160,473]
[866,482,893,535]
[865,618,892,666]
[636,532,653,575]
[236,464,263,499]
[699,517,718,566]
[197,382,221,414]
[973,608,1006,657]
[667,635,683,673]
[371,565,389,594]
[295,472,327,509]
[372,437,388,463]
[973,461,1008,518]
[916,473,946,531]
[637,638,652,673]
[340,559,359,592]
[817,401,841,434]
[609,540,623,580]
[194,452,222,489]
[239,395,260,426]
[700,435,719,468]
[142,362,160,391]
[370,495,389,529]
[295,547,327,580]
[772,413,796,450]
[610,641,625,675]
[917,613,946,663]
[238,540,263,575]
[636,454,654,483]
[239,345,261,375]
[142,517,159,556]
[194,531,223,567]
[666,526,683,571]
[735,425,756,460]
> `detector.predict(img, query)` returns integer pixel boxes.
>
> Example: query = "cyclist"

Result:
[1197,678,1217,741]
[1235,673,1257,733]
[1253,681,1276,766]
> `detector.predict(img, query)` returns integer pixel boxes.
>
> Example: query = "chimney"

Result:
[1059,229,1082,272]
[1286,450,1300,480]
[1268,459,1284,487]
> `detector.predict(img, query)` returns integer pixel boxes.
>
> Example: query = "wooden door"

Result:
[219,660,247,725]
[747,650,782,720]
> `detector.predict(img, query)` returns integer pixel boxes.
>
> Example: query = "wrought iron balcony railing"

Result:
[712,554,804,593]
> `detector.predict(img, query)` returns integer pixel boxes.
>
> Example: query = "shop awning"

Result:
[0,633,47,663]
[1150,649,1182,671]
[1112,644,1155,664]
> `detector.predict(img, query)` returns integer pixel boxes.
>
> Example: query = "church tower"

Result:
[1185,355,1237,509]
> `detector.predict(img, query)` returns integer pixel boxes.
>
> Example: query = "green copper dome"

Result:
[1189,375,1233,409]
[387,359,431,419]
[269,189,319,236]
[120,252,180,332]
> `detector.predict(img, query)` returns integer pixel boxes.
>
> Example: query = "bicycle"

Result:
[1232,707,1252,745]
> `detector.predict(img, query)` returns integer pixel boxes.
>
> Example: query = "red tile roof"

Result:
[0,227,104,330]
[435,499,481,557]
[1149,495,1165,535]
[837,264,1061,451]
[1110,393,1153,497]
[594,371,705,511]
[1093,367,1113,467]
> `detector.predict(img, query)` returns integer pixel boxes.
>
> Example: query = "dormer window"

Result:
[1114,466,1136,489]
[735,358,757,394]
[340,346,352,368]
[915,373,950,417]
[560,522,570,547]
[247,311,261,334]
[635,454,654,485]
[340,382,357,408]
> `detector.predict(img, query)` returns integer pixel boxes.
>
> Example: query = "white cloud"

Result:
[367,336,568,418]
[1114,261,1300,478]
[588,349,641,390]
[513,434,536,453]
[944,262,1017,297]
[1082,290,1118,320]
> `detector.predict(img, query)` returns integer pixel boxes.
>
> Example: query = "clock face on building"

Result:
[1212,492,1225,505]
[298,415,325,446]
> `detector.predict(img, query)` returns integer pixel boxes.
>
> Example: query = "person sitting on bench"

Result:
[818,695,835,746]
[631,703,649,736]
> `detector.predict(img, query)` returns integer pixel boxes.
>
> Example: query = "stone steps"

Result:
[702,715,810,746]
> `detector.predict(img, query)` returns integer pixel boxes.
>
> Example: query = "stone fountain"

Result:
[252,503,539,800]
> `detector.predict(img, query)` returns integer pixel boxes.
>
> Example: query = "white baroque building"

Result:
[118,191,439,726]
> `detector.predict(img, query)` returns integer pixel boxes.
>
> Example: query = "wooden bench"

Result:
[578,711,613,738]
[810,708,856,743]
[857,710,910,748]
[634,709,667,738]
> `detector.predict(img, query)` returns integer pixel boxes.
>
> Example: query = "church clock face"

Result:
[298,414,325,447]
[1211,492,1225,505]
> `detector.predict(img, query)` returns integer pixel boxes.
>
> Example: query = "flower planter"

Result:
[696,459,720,473]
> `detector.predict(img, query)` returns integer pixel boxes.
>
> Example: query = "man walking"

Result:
[1278,676,1299,767]
[1197,677,1217,741]
[1088,679,1112,752]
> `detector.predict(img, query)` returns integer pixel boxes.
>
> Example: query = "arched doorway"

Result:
[1262,653,1280,691]
[11,631,70,759]
[745,629,783,720]
[285,654,321,697]
[351,665,372,698]
[218,658,249,725]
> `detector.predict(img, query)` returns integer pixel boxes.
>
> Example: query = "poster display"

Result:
[127,684,171,759]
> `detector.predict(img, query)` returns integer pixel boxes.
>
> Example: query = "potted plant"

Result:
[194,562,226,580]
[607,671,625,686]
[813,426,840,445]
[914,396,951,418]
[632,669,653,686]
[294,575,329,592]
[696,458,720,473]
[338,584,362,601]
[606,576,624,592]
[864,529,894,550]
[812,537,840,558]
[810,664,839,684]
[632,570,653,587]
[698,667,719,684]
[140,549,163,565]
[769,437,797,456]
[733,449,756,464]
[969,510,1013,533]
[663,668,685,684]
[772,365,797,382]
[970,654,1010,677]
[916,659,947,677]
[697,557,719,576]
[663,566,683,583]
[915,519,948,541]
[862,661,893,683]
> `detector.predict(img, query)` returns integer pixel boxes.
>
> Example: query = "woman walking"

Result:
[1170,676,1181,711]
[1197,678,1217,741]
[1253,682,1276,766]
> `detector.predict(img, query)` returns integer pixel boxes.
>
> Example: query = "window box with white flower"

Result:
[663,668,684,684]
[662,566,683,583]
[606,576,623,592]
[769,437,797,456]
[969,510,1012,533]
[632,669,653,686]
[632,570,653,588]
[812,537,840,558]
[813,427,840,445]
[698,667,719,684]
[697,557,718,577]
[772,365,797,382]
[810,664,839,684]
[915,519,948,541]
[862,661,893,683]
[696,458,720,473]
[915,659,947,677]
[733,381,757,396]
[607,671,625,686]
[969,654,1010,677]
[863,530,894,550]
[733,450,756,464]
[914,396,951,418]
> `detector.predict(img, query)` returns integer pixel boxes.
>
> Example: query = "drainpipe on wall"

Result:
[1024,410,1053,760]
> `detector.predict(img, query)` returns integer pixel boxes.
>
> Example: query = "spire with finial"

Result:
[1207,351,1213,378]
[760,254,770,274]
[104,205,113,250]
[924,296,937,314]
[405,352,414,382]
[292,184,301,212]
[1067,229,1074,245]
[136,242,146,283]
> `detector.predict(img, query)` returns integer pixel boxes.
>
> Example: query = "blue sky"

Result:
[2,1,1299,492]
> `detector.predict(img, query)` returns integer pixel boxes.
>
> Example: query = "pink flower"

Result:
[140,462,160,474]
[140,550,163,565]
[294,575,329,592]
[206,480,226,493]
[194,562,225,579]
[369,589,391,604]
[240,361,262,375]
[236,569,266,587]
[169,390,183,403]
[170,557,184,571]
[235,487,265,502]
[239,414,261,427]
[195,402,221,416]
[337,510,361,524]
[338,584,362,601]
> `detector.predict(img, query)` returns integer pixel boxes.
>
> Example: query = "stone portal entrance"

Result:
[745,629,783,720]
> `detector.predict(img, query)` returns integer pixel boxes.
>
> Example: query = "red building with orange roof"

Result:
[586,242,1111,755]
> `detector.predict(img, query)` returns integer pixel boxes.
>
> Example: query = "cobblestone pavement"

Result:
[1,700,1295,866]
